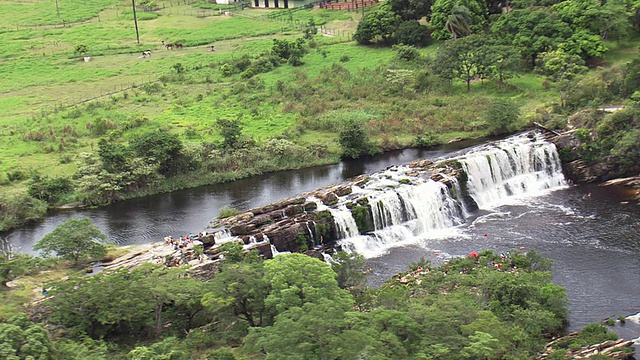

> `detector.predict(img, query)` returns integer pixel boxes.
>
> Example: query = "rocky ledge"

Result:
[206,159,469,259]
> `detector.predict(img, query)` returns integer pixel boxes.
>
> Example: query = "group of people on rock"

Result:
[164,231,207,250]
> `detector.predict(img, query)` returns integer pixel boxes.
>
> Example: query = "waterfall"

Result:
[459,133,566,208]
[335,132,566,258]
[330,206,360,238]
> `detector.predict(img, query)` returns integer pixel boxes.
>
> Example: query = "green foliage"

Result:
[47,264,211,340]
[395,21,430,46]
[128,337,188,360]
[271,38,308,66]
[262,253,352,316]
[33,217,106,263]
[430,0,486,40]
[392,44,420,61]
[27,175,74,204]
[350,205,374,234]
[330,251,368,292]
[338,119,380,159]
[0,193,47,232]
[218,208,240,218]
[74,44,89,55]
[216,117,243,150]
[206,348,236,360]
[0,313,55,359]
[413,132,441,147]
[202,260,269,328]
[491,9,572,67]
[130,131,184,176]
[611,128,640,169]
[485,98,521,135]
[354,3,401,45]
[0,253,37,289]
[389,0,434,20]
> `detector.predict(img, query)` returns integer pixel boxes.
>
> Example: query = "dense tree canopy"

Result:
[33,218,106,263]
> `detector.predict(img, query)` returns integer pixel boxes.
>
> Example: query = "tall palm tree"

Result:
[445,4,473,39]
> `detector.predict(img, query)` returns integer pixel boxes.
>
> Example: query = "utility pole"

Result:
[55,0,61,24]
[132,0,140,44]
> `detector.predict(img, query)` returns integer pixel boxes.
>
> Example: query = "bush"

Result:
[218,208,240,218]
[338,119,380,159]
[485,98,520,135]
[393,44,420,61]
[395,20,429,46]
[207,348,236,360]
[28,175,74,204]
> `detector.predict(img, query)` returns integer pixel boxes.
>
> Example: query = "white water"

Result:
[338,132,567,258]
[459,133,566,209]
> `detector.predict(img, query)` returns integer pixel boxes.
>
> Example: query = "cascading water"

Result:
[459,133,566,208]
[338,132,567,258]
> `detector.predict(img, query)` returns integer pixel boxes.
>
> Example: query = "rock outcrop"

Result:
[206,161,470,258]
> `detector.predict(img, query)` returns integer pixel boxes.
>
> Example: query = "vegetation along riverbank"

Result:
[2,0,639,233]
[1,0,640,356]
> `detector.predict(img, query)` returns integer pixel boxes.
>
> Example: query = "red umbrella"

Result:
[468,252,479,258]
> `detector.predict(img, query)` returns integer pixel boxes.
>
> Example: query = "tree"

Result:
[338,119,379,159]
[354,4,401,45]
[445,5,473,39]
[560,29,608,61]
[388,0,434,20]
[552,0,631,41]
[27,174,73,204]
[202,261,270,327]
[430,0,486,40]
[97,139,131,173]
[271,38,308,66]
[491,9,572,67]
[485,98,520,135]
[460,331,500,359]
[623,57,640,96]
[0,252,36,289]
[130,130,184,176]
[216,117,243,150]
[536,49,587,106]
[330,251,368,292]
[0,313,56,359]
[395,20,430,46]
[433,35,489,90]
[262,253,353,316]
[33,218,106,263]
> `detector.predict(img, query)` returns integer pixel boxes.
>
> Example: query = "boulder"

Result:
[319,192,339,206]
[333,185,353,197]
[351,174,370,187]
[303,249,325,261]
[201,234,216,246]
[229,223,256,236]
[284,204,305,216]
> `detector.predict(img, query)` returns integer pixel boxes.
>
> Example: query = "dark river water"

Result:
[4,137,640,347]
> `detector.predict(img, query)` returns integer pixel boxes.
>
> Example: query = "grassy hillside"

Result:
[0,0,637,232]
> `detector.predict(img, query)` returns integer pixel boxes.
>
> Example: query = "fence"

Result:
[6,0,222,31]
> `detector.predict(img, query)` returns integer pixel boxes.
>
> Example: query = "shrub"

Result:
[28,175,74,204]
[485,98,520,135]
[395,20,429,46]
[338,119,380,159]
[218,208,240,218]
[393,44,420,61]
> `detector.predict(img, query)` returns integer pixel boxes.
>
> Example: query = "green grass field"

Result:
[0,0,635,207]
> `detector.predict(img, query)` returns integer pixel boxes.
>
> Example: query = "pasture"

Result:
[0,0,366,187]
[0,0,575,207]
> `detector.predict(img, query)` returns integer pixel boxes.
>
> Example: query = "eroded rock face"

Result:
[206,160,469,260]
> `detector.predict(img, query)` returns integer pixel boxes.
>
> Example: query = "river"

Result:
[4,134,640,346]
